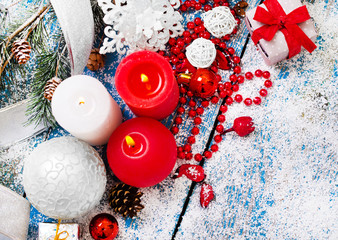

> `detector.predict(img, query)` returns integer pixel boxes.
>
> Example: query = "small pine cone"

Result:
[11,39,31,64]
[234,0,249,17]
[87,48,104,71]
[109,183,144,218]
[44,77,62,101]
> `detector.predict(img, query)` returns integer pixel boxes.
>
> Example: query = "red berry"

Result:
[178,152,185,159]
[213,3,220,7]
[198,25,205,32]
[191,33,198,39]
[196,107,204,115]
[204,4,212,11]
[217,114,226,122]
[216,124,224,133]
[189,109,197,117]
[183,144,192,152]
[232,84,239,92]
[178,53,185,59]
[169,38,176,46]
[233,56,241,64]
[210,144,219,152]
[216,74,222,82]
[260,89,268,97]
[218,83,224,91]
[234,94,243,103]
[194,17,202,26]
[171,57,179,64]
[195,2,202,10]
[229,74,237,82]
[194,153,203,162]
[189,100,196,107]
[177,106,185,114]
[185,1,192,8]
[185,152,193,160]
[219,91,227,99]
[177,39,185,48]
[214,38,221,44]
[194,26,200,33]
[183,30,191,37]
[224,82,232,89]
[179,97,187,104]
[180,5,187,11]
[179,86,186,94]
[194,117,202,125]
[199,0,206,4]
[234,66,241,74]
[214,135,222,143]
[255,69,263,77]
[220,105,228,113]
[158,50,165,56]
[219,42,226,49]
[225,97,234,105]
[232,28,238,34]
[245,72,253,80]
[214,0,221,3]
[211,96,219,104]
[204,151,212,159]
[244,98,252,106]
[187,91,194,97]
[225,89,233,97]
[175,116,183,124]
[191,127,199,135]
[223,2,230,7]
[187,136,196,144]
[187,21,195,29]
[264,80,273,88]
[253,96,262,105]
[177,147,183,153]
[184,36,192,44]
[262,71,270,79]
[222,35,231,41]
[228,47,235,55]
[201,100,209,108]
[171,126,179,135]
[237,75,245,84]
[190,0,196,7]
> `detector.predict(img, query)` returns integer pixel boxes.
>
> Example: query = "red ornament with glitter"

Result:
[89,213,119,240]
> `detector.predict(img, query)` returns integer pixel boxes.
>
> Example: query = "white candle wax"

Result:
[52,75,122,145]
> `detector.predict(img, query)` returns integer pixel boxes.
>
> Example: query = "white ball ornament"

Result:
[203,6,237,38]
[186,38,217,68]
[23,137,107,219]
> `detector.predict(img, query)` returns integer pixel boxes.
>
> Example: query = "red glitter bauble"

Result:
[89,213,119,240]
[189,69,218,98]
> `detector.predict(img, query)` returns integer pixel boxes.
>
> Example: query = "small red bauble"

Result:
[259,89,268,97]
[233,66,241,74]
[232,84,239,92]
[217,114,226,123]
[188,69,219,98]
[211,96,219,104]
[245,72,253,80]
[89,213,119,240]
[194,153,203,162]
[204,151,212,159]
[194,117,202,125]
[253,97,262,105]
[228,47,235,55]
[210,144,219,152]
[201,100,209,107]
[264,80,273,88]
[237,75,245,84]
[244,98,252,106]
[255,69,262,77]
[262,71,270,79]
[214,135,222,143]
[234,94,243,103]
[225,97,234,105]
[220,105,228,113]
[233,56,241,64]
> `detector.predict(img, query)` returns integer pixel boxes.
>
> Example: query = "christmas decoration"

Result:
[43,77,62,101]
[98,0,184,54]
[177,68,218,98]
[109,183,144,218]
[245,0,317,65]
[186,38,216,68]
[11,39,31,64]
[203,6,237,38]
[87,48,105,71]
[0,185,30,240]
[23,137,106,219]
[234,0,249,18]
[200,183,214,208]
[89,213,119,240]
[38,223,79,240]
[222,116,255,137]
[173,164,205,183]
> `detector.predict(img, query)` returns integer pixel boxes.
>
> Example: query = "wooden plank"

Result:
[175,0,338,239]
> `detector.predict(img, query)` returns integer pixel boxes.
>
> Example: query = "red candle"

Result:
[107,117,177,188]
[115,51,179,120]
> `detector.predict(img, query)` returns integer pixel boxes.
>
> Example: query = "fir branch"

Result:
[90,0,105,43]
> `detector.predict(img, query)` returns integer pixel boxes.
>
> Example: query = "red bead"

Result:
[177,106,185,115]
[90,214,119,240]
[226,97,233,105]
[210,144,219,152]
[216,124,224,133]
[158,50,165,56]
[236,18,241,25]
[222,35,231,41]
[234,66,241,74]
[185,152,193,160]
[180,5,187,11]
[213,3,220,7]
[169,38,176,46]
[183,30,191,37]
[189,109,197,117]
[220,104,228,113]
[204,151,212,159]
[232,84,239,92]
[178,53,185,59]
[199,0,206,4]
[203,31,211,39]
[171,57,179,64]
[232,28,238,34]
[179,86,186,94]
[255,69,263,77]
[194,17,202,26]
[211,96,219,104]
[189,100,196,107]
[179,97,187,104]
[183,144,192,152]
[231,9,236,16]
[224,82,232,89]
[210,65,218,73]
[177,147,183,153]
[234,94,243,103]
[187,136,196,144]
[218,83,224,91]
[214,135,222,143]
[216,74,222,82]
[245,72,253,80]
[204,4,212,11]
[214,0,221,3]
[196,107,204,115]
[244,98,252,106]
[195,2,202,10]
[184,36,192,44]
[187,91,194,97]
[233,56,241,64]
[228,47,235,55]
[194,26,200,33]
[172,47,181,55]
[201,100,209,108]
[191,33,198,39]
[219,42,226,49]
[217,114,226,123]
[187,21,195,29]
[262,71,270,79]
[177,39,185,48]
[237,75,245,84]
[223,2,229,7]
[219,91,227,99]
[264,80,273,88]
[229,74,237,82]
[194,116,202,125]
[178,152,185,159]
[185,0,192,7]
[190,0,196,7]
[198,25,205,32]
[214,38,221,44]
[175,116,183,124]
[191,126,199,135]
[225,89,233,97]
[259,89,268,97]
[194,153,203,162]
[171,126,179,135]
[253,96,262,105]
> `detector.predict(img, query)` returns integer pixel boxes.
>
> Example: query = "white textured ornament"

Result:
[186,38,217,68]
[98,0,183,54]
[203,6,237,38]
[23,137,107,219]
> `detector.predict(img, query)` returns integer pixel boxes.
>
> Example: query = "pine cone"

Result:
[44,77,62,101]
[87,48,104,71]
[109,183,144,218]
[234,0,249,17]
[11,39,31,64]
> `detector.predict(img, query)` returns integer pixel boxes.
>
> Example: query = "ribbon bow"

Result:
[251,0,316,59]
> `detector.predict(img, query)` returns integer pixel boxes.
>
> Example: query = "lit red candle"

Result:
[115,51,179,120]
[107,117,177,188]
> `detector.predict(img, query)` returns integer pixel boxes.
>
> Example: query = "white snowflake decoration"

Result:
[98,0,184,54]
[186,38,216,68]
[203,6,237,38]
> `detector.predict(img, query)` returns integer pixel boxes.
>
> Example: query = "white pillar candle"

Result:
[52,75,122,145]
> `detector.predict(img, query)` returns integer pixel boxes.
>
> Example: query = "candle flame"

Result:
[125,135,135,147]
[141,74,149,83]
[78,97,85,105]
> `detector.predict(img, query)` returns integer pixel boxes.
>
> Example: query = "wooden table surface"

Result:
[1,0,337,239]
